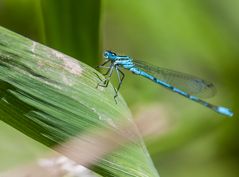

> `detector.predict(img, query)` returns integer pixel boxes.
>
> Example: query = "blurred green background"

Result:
[0,0,238,177]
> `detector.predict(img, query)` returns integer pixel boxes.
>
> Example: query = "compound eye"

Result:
[104,50,116,59]
[104,51,110,58]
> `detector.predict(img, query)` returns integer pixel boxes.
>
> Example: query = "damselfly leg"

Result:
[95,60,126,103]
[114,66,125,100]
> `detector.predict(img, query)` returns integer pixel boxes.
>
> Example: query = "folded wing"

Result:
[134,60,216,98]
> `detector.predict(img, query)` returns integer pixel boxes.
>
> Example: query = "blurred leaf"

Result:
[0,26,159,177]
[41,0,101,66]
[0,0,44,42]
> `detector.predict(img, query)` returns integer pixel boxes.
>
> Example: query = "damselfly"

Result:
[96,50,233,117]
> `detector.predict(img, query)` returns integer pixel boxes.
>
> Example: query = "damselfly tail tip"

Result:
[217,106,233,117]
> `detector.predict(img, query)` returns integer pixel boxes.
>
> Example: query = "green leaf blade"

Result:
[0,26,159,177]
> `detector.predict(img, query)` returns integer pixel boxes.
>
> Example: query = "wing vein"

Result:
[133,60,216,98]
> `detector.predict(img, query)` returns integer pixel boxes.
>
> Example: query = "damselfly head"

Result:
[104,50,117,60]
